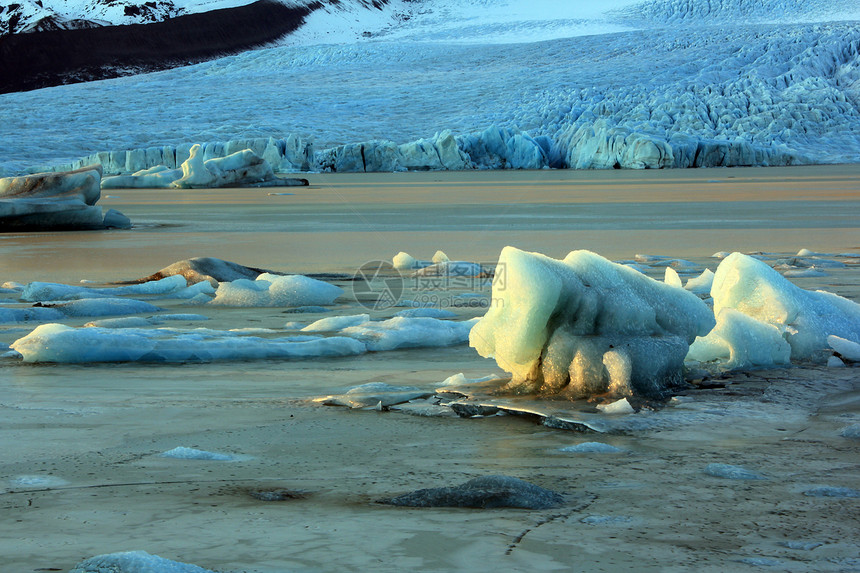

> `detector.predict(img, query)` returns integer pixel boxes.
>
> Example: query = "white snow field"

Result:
[1,0,859,175]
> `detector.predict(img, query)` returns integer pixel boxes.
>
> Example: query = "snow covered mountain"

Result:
[0,0,859,174]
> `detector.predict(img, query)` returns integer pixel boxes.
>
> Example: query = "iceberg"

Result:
[469,247,715,398]
[711,252,860,361]
[686,308,792,370]
[101,144,307,189]
[0,165,129,230]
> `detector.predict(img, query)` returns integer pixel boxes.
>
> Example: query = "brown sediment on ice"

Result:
[0,0,318,94]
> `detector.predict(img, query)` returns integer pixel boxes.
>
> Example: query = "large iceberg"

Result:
[0,165,129,230]
[470,247,715,398]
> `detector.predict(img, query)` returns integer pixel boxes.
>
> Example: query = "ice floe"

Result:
[209,274,343,307]
[10,324,366,363]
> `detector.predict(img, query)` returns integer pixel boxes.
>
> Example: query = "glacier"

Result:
[1,0,859,176]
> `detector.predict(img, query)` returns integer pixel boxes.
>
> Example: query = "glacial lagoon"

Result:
[1,166,859,572]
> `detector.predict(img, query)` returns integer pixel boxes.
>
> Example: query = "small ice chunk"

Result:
[783,268,828,278]
[839,424,860,439]
[581,515,633,525]
[395,308,457,319]
[704,463,766,480]
[828,335,860,362]
[664,267,683,288]
[283,321,306,329]
[778,540,823,551]
[69,550,216,573]
[796,248,820,257]
[431,250,450,263]
[685,268,714,295]
[302,314,370,332]
[158,314,209,321]
[84,317,153,328]
[596,398,635,414]
[634,254,669,263]
[738,557,781,567]
[159,447,236,461]
[340,316,477,351]
[802,486,859,498]
[438,373,500,386]
[210,274,342,307]
[712,251,731,259]
[827,356,845,368]
[9,475,69,488]
[560,442,623,453]
[393,251,430,270]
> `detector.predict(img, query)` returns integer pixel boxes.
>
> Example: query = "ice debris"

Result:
[704,463,767,480]
[828,335,860,362]
[802,486,860,498]
[839,424,860,439]
[596,398,636,414]
[560,442,624,453]
[159,447,237,461]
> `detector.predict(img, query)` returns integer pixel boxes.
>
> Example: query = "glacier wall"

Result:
[2,21,859,175]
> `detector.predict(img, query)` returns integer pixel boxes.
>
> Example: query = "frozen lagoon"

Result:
[1,166,859,571]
